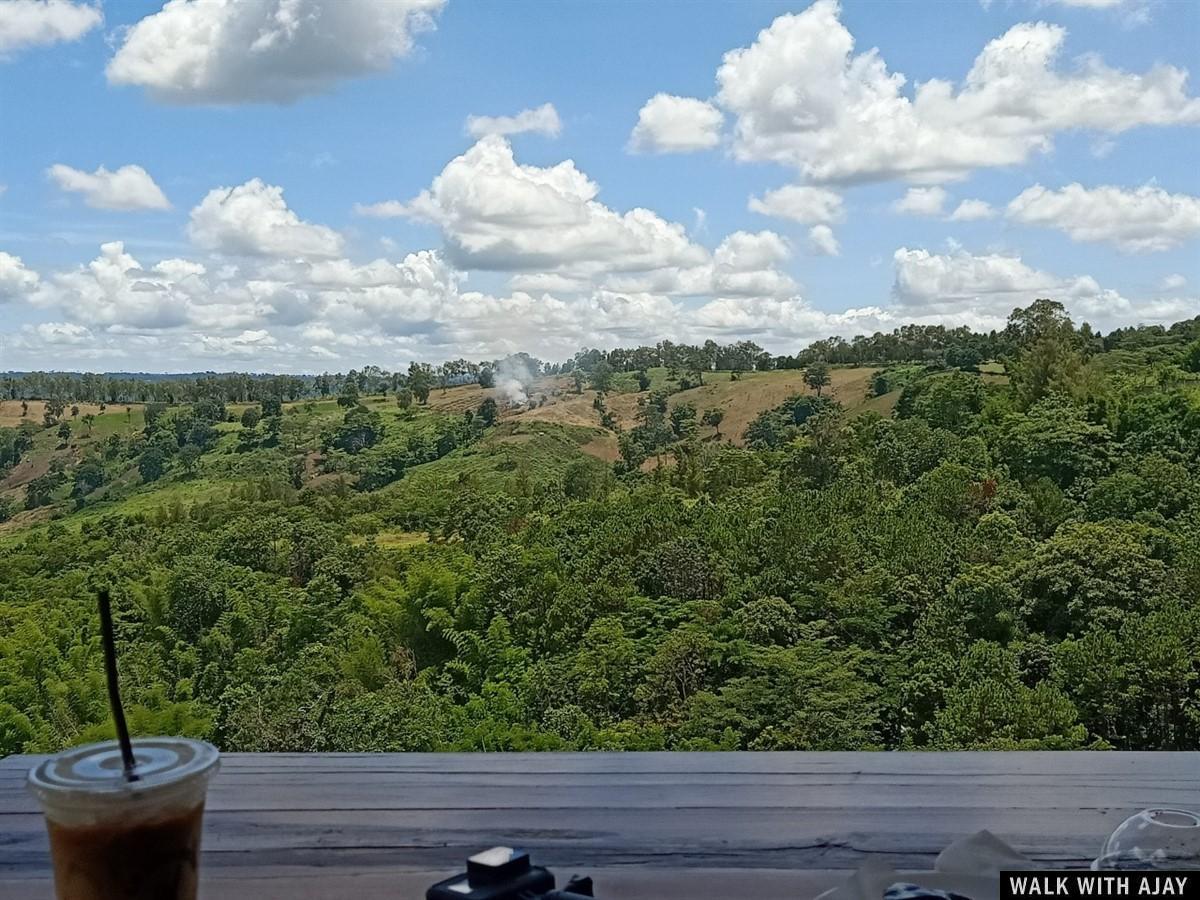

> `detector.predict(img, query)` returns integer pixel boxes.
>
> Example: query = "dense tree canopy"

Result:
[2,303,1199,755]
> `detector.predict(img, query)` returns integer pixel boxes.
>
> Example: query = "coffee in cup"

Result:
[27,737,220,900]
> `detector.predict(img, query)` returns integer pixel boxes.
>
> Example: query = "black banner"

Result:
[1001,871,1197,899]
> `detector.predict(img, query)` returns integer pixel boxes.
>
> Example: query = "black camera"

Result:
[426,847,596,900]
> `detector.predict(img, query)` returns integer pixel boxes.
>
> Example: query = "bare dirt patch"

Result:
[579,433,620,462]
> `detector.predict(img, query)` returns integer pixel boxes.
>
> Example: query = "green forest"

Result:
[2,299,1199,755]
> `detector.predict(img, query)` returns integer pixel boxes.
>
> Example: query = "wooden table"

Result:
[2,752,1195,899]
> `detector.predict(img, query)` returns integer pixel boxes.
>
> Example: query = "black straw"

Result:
[97,588,139,782]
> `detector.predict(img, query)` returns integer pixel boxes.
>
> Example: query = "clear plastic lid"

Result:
[1092,808,1200,870]
[28,738,219,812]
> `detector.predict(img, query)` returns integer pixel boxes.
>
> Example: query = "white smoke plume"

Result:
[496,356,534,407]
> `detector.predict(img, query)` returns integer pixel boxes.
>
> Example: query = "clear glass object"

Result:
[1092,808,1200,870]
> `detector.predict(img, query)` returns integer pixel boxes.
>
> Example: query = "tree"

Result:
[329,405,383,454]
[898,372,986,434]
[178,443,203,476]
[1183,340,1200,374]
[588,360,614,392]
[409,363,433,405]
[1005,298,1075,347]
[478,368,496,389]
[240,407,261,429]
[701,407,725,436]
[82,413,96,435]
[804,361,832,397]
[337,381,361,408]
[995,395,1110,489]
[670,403,697,439]
[477,397,499,427]
[138,446,167,483]
[71,458,105,498]
[25,471,64,509]
[56,422,71,445]
[636,370,651,391]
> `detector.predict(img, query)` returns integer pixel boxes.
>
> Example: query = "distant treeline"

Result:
[6,312,1199,405]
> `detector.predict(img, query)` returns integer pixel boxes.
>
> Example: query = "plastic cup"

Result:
[1091,808,1200,870]
[27,737,220,900]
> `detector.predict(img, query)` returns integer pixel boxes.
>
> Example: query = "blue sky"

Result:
[0,0,1197,373]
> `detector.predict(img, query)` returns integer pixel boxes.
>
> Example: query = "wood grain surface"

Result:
[1,752,1194,899]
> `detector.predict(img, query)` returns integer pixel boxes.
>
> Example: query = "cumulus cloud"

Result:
[106,0,445,105]
[33,321,92,344]
[893,187,948,216]
[892,245,1195,329]
[1006,183,1200,252]
[466,102,561,138]
[807,225,840,257]
[748,184,843,224]
[5,232,1196,370]
[711,230,796,297]
[47,163,171,211]
[693,296,889,342]
[36,242,221,329]
[392,135,708,276]
[0,251,41,300]
[628,93,724,153]
[189,179,344,258]
[949,199,996,221]
[0,0,100,56]
[639,0,1199,183]
[191,329,278,356]
[1159,273,1187,291]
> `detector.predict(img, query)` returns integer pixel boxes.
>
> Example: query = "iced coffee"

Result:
[27,737,219,900]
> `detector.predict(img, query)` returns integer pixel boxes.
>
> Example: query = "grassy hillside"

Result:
[0,365,971,537]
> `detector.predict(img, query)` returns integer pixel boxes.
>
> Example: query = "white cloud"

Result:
[949,199,996,221]
[0,0,100,56]
[466,103,561,138]
[354,200,409,218]
[5,232,1196,371]
[807,225,840,257]
[352,200,410,219]
[711,230,797,297]
[37,242,225,329]
[628,93,724,153]
[1159,274,1187,291]
[893,187,948,216]
[748,184,844,224]
[642,0,1199,184]
[189,179,344,258]
[33,321,92,345]
[1007,183,1200,252]
[0,251,41,300]
[47,163,171,211]
[393,135,708,276]
[106,0,445,105]
[693,296,889,342]
[892,245,1195,330]
[191,329,277,356]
